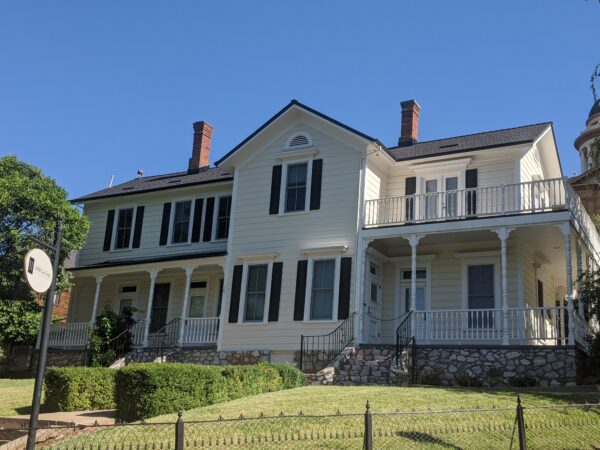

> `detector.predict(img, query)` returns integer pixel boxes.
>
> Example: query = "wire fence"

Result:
[2,398,600,449]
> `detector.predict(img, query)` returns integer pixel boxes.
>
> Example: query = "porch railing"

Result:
[131,319,146,347]
[411,307,566,343]
[364,178,567,227]
[47,322,90,348]
[181,317,219,344]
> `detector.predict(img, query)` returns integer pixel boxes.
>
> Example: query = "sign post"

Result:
[25,219,63,450]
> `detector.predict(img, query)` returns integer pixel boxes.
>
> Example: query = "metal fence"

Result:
[3,398,600,449]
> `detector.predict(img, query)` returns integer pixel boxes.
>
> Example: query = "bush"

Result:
[44,367,116,411]
[115,363,305,421]
[271,362,305,389]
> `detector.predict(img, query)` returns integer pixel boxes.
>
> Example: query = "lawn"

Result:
[0,378,34,416]
[47,385,600,449]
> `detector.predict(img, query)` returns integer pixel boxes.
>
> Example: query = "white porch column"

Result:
[90,275,104,325]
[408,235,422,335]
[358,237,370,344]
[178,265,196,346]
[494,227,512,346]
[560,224,575,346]
[143,269,161,347]
[576,240,584,318]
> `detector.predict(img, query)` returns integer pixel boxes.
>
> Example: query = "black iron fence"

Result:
[299,312,354,373]
[3,398,600,449]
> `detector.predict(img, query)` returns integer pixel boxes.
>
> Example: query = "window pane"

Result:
[189,295,205,318]
[216,196,232,240]
[285,163,308,212]
[115,208,134,249]
[310,259,335,320]
[468,265,494,309]
[244,265,267,322]
[402,270,426,280]
[172,201,191,243]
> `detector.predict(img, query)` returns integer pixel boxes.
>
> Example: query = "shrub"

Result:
[271,362,305,389]
[44,367,116,411]
[220,363,283,400]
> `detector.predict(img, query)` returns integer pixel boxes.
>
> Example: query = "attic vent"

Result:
[439,143,459,149]
[286,133,311,148]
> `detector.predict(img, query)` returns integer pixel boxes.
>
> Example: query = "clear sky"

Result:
[0,1,598,199]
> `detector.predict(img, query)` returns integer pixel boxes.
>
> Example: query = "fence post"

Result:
[175,409,184,450]
[363,400,373,450]
[516,396,527,450]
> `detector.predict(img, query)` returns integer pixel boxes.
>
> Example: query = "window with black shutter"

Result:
[216,196,232,240]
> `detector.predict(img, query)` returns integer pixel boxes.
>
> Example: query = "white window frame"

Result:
[455,252,501,311]
[238,258,274,325]
[188,278,209,318]
[111,205,138,252]
[167,197,196,246]
[304,254,341,323]
[279,158,313,215]
[116,283,138,314]
[211,193,233,242]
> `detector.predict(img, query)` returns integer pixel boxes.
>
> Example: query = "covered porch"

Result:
[48,255,225,350]
[358,221,595,348]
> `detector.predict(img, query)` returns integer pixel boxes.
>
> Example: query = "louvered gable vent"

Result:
[288,134,310,148]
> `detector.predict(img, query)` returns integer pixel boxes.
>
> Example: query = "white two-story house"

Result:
[52,100,599,384]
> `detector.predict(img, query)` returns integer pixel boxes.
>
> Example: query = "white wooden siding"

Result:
[221,120,364,351]
[78,182,232,267]
[520,145,545,183]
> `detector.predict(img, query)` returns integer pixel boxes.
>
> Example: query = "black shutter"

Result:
[191,198,204,243]
[217,278,224,317]
[131,206,145,248]
[466,168,478,215]
[102,209,115,251]
[202,197,215,242]
[405,177,416,221]
[159,203,171,246]
[310,159,323,210]
[269,165,282,215]
[268,262,283,322]
[337,257,352,320]
[293,260,308,321]
[228,265,243,323]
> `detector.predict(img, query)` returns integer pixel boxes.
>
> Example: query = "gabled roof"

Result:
[214,99,379,166]
[71,167,232,203]
[387,122,551,162]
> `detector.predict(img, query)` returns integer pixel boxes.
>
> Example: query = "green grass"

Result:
[0,378,34,416]
[46,385,600,449]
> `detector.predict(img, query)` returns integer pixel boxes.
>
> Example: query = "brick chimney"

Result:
[188,121,214,173]
[398,100,421,147]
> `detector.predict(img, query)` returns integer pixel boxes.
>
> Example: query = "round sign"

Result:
[23,248,53,293]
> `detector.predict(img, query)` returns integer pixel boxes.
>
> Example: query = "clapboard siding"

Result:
[520,145,545,183]
[221,121,363,351]
[78,182,232,266]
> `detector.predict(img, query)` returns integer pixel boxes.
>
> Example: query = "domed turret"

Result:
[574,99,600,173]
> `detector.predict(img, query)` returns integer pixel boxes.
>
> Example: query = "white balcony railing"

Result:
[365,178,567,227]
[47,322,90,348]
[412,307,567,344]
[181,317,220,344]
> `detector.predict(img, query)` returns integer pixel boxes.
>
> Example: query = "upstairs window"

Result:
[285,163,308,212]
[216,196,232,240]
[114,208,134,249]
[172,200,192,244]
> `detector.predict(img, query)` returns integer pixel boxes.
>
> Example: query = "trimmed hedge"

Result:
[44,367,116,411]
[115,362,304,421]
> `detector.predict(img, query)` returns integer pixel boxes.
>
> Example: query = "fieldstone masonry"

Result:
[44,349,86,368]
[415,346,578,387]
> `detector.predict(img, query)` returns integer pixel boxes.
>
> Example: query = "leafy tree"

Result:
[87,307,136,367]
[0,155,90,299]
[0,299,42,355]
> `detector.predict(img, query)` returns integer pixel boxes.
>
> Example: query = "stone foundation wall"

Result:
[416,346,577,387]
[44,349,87,368]
[118,347,271,366]
[335,346,395,385]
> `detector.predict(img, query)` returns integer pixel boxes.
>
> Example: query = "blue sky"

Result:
[0,1,597,198]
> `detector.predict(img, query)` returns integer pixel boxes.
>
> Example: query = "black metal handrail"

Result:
[395,311,417,383]
[299,313,355,373]
[153,318,181,359]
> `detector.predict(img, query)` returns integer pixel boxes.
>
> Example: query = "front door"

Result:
[150,283,170,333]
[188,281,208,318]
[367,262,382,343]
[443,176,459,218]
[467,265,495,330]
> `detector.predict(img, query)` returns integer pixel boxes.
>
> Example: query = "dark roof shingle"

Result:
[387,123,551,162]
[71,167,232,203]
